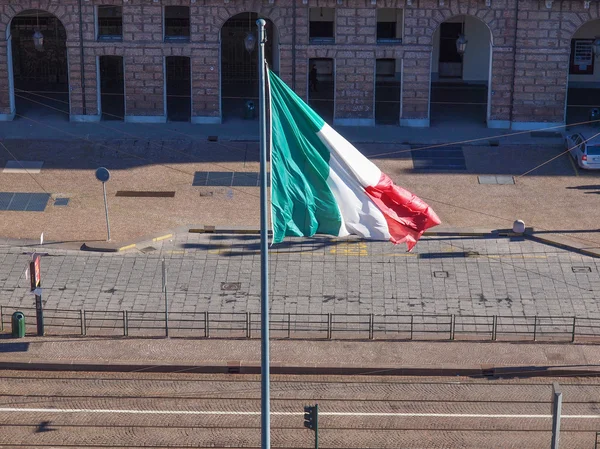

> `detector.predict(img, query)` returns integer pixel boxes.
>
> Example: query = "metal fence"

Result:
[3,305,600,343]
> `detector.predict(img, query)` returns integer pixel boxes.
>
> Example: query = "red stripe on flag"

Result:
[364,173,441,251]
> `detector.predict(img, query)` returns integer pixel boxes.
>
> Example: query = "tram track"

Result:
[0,372,599,448]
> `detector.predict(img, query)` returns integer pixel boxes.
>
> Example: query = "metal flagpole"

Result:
[256,18,270,449]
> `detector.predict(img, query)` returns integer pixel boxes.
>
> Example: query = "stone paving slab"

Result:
[1,234,600,321]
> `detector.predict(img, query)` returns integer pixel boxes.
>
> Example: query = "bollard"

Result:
[512,220,525,234]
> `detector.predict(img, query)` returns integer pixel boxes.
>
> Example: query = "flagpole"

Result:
[256,18,270,449]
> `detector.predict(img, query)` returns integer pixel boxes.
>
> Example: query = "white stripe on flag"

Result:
[317,123,382,188]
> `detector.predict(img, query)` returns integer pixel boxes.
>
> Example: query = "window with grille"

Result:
[309,8,335,44]
[97,6,122,41]
[165,6,190,41]
[570,39,594,75]
[377,8,403,43]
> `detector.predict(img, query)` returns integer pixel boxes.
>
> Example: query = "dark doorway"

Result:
[431,18,490,127]
[221,13,275,121]
[308,58,334,124]
[375,59,400,125]
[438,22,463,78]
[10,10,69,120]
[99,56,124,121]
[566,36,600,125]
[166,56,191,122]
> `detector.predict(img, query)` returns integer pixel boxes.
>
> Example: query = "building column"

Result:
[0,36,15,120]
[400,49,431,127]
[510,0,567,130]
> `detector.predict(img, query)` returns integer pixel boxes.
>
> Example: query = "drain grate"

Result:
[411,146,466,171]
[115,191,175,197]
[193,171,266,187]
[0,192,51,211]
[572,266,592,273]
[140,246,157,253]
[53,198,69,206]
[433,271,449,278]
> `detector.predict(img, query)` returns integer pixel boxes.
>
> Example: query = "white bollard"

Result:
[512,220,526,233]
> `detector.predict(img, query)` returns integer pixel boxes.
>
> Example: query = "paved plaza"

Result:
[0,233,599,320]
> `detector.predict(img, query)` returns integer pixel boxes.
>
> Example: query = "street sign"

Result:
[30,254,41,291]
[95,167,110,183]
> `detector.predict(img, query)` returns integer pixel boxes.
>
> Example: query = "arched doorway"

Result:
[430,15,492,127]
[220,13,278,122]
[566,20,600,126]
[8,10,69,120]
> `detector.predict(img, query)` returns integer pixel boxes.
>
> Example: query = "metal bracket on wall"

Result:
[584,0,591,8]
[545,0,553,8]
[485,0,491,6]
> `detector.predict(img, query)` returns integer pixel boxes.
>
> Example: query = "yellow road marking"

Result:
[569,155,580,177]
[153,234,173,242]
[330,241,368,256]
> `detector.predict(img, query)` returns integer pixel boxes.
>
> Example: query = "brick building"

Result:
[0,0,599,130]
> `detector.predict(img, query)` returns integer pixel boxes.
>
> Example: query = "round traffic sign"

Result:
[95,167,110,183]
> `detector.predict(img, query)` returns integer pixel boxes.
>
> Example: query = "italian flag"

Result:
[268,69,441,251]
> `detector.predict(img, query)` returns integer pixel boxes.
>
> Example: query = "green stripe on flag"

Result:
[269,70,342,243]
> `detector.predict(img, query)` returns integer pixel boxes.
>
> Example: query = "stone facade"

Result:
[0,0,598,128]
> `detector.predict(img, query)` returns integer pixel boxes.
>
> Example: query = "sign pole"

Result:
[95,167,112,242]
[30,254,43,336]
[102,181,110,241]
[256,18,270,449]
[163,258,169,337]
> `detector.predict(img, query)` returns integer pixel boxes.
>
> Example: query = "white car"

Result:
[565,131,600,170]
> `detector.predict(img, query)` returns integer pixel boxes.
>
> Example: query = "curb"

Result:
[0,360,598,378]
[523,230,600,259]
[188,225,499,237]
[81,231,178,253]
[5,226,600,258]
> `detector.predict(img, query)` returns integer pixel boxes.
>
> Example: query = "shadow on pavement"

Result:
[566,185,600,194]
[180,237,347,255]
[0,341,30,352]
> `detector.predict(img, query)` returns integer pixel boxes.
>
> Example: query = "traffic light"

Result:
[304,404,318,430]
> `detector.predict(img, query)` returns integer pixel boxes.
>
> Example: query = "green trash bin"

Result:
[11,312,25,338]
[244,100,256,120]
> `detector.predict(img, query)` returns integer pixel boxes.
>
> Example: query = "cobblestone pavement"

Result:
[0,371,598,449]
[1,233,599,320]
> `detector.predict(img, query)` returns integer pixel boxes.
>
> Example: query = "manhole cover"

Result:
[572,266,592,273]
[140,246,157,253]
[221,282,241,291]
[433,271,449,278]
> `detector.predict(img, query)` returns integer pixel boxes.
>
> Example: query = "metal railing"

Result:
[2,305,600,343]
